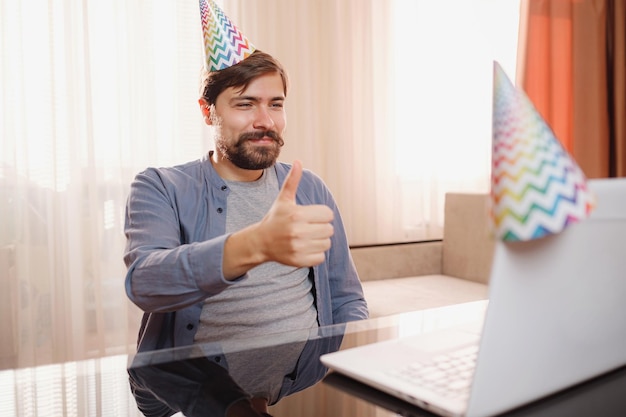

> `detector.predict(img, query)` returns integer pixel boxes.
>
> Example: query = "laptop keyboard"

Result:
[385,344,479,401]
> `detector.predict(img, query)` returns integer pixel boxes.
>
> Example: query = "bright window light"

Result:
[393,0,521,183]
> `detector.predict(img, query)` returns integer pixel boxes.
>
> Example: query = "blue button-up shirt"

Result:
[124,152,369,354]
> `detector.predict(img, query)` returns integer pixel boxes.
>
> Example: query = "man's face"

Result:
[210,72,286,170]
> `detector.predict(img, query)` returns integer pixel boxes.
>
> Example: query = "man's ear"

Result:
[198,98,211,124]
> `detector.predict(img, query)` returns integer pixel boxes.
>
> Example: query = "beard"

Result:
[216,130,285,170]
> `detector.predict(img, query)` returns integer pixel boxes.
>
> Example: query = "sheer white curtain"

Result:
[0,0,520,372]
[391,0,520,241]
[1,0,207,370]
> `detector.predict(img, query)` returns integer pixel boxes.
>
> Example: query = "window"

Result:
[393,0,521,240]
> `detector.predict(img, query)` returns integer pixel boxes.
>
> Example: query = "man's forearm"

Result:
[222,224,266,280]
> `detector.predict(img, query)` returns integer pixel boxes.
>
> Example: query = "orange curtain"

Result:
[518,0,626,178]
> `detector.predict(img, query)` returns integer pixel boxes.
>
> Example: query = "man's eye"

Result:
[271,103,284,108]
[237,103,252,108]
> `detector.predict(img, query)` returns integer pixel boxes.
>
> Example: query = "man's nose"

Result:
[252,107,276,130]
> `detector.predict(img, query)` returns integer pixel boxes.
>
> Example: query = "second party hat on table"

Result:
[490,62,595,242]
[199,0,256,72]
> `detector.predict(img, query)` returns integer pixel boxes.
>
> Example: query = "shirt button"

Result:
[186,323,194,330]
[217,208,223,213]
[214,356,221,363]
[221,185,227,191]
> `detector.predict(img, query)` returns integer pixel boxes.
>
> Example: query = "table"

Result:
[4,300,626,416]
[127,299,626,416]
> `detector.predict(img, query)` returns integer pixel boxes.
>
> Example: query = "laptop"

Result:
[321,177,626,417]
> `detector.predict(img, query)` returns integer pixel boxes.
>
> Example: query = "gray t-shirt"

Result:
[194,168,318,401]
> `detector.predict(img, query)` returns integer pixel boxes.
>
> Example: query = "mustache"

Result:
[237,130,284,147]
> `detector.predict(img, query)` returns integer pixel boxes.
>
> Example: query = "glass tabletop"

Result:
[126,298,626,417]
[4,300,625,416]
[127,300,489,417]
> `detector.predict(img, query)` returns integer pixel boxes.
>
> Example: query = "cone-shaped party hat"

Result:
[490,62,595,242]
[199,0,256,72]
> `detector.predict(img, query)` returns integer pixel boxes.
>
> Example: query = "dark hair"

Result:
[199,50,289,105]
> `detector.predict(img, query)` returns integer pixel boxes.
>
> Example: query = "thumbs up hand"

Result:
[222,161,334,280]
[257,160,334,267]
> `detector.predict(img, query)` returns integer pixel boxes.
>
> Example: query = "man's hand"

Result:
[222,161,334,280]
[257,160,334,267]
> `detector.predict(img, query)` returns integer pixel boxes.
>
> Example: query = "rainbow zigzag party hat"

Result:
[490,62,595,242]
[199,0,256,72]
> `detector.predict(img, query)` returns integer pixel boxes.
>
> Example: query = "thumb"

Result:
[278,160,303,202]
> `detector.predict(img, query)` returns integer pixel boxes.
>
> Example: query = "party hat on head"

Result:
[199,0,255,72]
[490,62,595,242]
